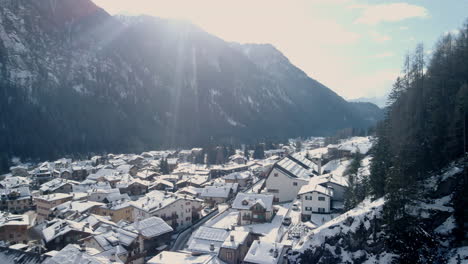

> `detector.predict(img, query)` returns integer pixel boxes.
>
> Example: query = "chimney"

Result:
[80,244,86,252]
[230,235,234,242]
[209,243,215,252]
[231,225,235,231]
[274,248,279,258]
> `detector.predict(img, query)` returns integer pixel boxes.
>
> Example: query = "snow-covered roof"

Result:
[53,200,104,215]
[223,171,251,181]
[0,176,31,188]
[273,156,313,179]
[232,193,274,212]
[35,193,73,202]
[131,190,202,213]
[187,226,230,254]
[221,230,249,249]
[43,244,112,264]
[244,240,285,264]
[298,183,333,197]
[40,178,78,193]
[200,184,235,199]
[133,217,173,238]
[0,186,31,199]
[147,251,218,264]
[42,220,94,243]
[0,212,29,227]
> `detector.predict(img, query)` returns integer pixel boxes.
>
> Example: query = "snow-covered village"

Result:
[0,137,367,263]
[0,135,464,264]
[1,0,468,263]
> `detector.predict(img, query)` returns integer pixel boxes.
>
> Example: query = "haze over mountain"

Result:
[0,0,381,160]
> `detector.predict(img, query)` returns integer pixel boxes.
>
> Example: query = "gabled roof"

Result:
[232,193,274,212]
[132,217,173,238]
[273,157,313,179]
[298,183,333,197]
[0,247,47,264]
[244,240,285,264]
[223,171,251,181]
[43,244,111,264]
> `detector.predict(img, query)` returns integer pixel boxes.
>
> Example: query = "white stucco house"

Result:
[298,183,333,220]
[264,153,319,202]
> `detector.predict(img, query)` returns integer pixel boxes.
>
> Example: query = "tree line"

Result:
[367,21,468,262]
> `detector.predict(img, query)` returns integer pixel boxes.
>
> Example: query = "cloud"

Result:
[373,52,395,59]
[353,3,429,25]
[370,31,391,43]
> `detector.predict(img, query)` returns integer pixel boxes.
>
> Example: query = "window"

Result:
[267,189,279,193]
[305,207,312,211]
[318,197,325,201]
[293,182,298,186]
[318,208,326,213]
[226,252,233,260]
[305,196,312,200]
[274,173,278,177]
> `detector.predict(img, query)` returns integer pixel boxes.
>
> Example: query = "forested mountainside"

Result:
[0,0,381,166]
[293,20,468,264]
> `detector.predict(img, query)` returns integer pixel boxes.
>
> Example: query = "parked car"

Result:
[292,204,299,211]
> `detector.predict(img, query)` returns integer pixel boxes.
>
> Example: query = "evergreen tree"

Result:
[252,144,265,159]
[159,158,169,174]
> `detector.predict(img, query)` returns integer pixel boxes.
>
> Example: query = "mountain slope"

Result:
[0,0,380,161]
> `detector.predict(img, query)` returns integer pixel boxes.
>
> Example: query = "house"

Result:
[0,187,33,214]
[176,186,202,198]
[209,164,250,179]
[187,226,230,254]
[0,176,31,189]
[232,193,274,225]
[200,183,238,207]
[223,171,252,188]
[42,219,94,250]
[76,214,118,231]
[131,217,173,254]
[264,153,319,203]
[0,212,31,244]
[43,244,112,264]
[243,240,287,264]
[88,188,121,203]
[116,164,138,177]
[229,154,247,165]
[0,246,48,264]
[82,226,142,263]
[218,229,256,264]
[298,183,333,218]
[67,166,89,182]
[148,251,221,264]
[34,193,73,223]
[131,190,203,230]
[135,169,159,181]
[72,180,107,193]
[50,200,104,220]
[9,165,30,177]
[117,178,150,196]
[167,158,178,172]
[33,163,58,184]
[39,178,78,195]
[94,200,134,222]
[149,179,174,192]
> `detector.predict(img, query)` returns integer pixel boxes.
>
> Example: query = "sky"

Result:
[92,0,468,100]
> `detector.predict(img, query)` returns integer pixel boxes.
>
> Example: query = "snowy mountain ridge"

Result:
[0,0,381,160]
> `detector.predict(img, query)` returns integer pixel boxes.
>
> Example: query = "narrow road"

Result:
[171,177,265,251]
